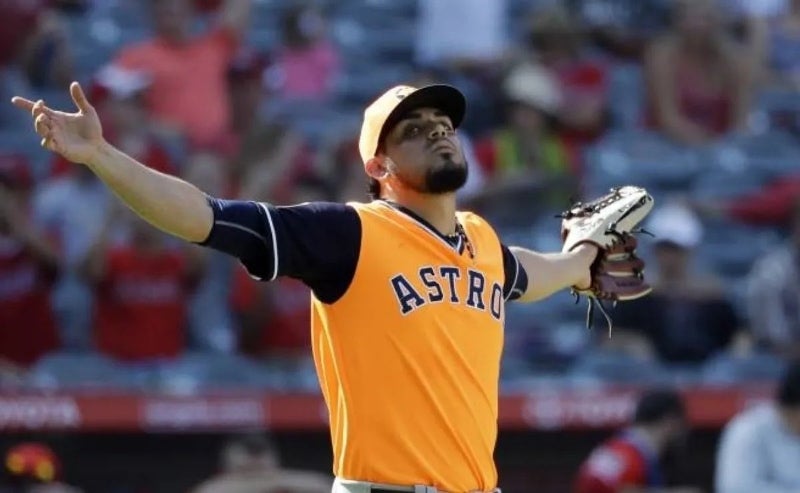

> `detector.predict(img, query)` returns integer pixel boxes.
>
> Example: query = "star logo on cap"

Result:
[394,86,413,100]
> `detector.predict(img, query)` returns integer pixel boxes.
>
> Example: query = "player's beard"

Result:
[420,156,469,194]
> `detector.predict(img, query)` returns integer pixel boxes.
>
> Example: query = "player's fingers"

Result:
[70,82,92,113]
[31,99,57,121]
[40,137,53,151]
[10,96,35,112]
[34,113,51,136]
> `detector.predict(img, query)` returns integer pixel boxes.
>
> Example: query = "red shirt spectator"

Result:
[0,236,59,366]
[0,153,60,367]
[574,433,663,493]
[110,0,251,149]
[93,245,191,361]
[230,266,310,357]
[0,0,45,67]
[726,174,800,225]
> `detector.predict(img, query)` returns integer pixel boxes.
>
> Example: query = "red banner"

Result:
[0,386,774,432]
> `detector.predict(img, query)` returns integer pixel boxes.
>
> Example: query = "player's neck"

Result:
[384,190,458,236]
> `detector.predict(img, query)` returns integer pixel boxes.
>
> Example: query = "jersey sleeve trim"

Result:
[505,253,520,301]
[256,202,279,281]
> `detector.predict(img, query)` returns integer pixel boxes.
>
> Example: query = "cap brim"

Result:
[379,84,466,144]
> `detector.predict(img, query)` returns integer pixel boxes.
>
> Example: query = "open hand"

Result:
[11,82,104,165]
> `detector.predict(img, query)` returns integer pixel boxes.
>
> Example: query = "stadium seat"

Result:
[583,130,701,196]
[752,89,800,137]
[567,348,673,385]
[695,219,782,279]
[29,351,153,390]
[0,129,51,182]
[154,353,279,393]
[607,62,645,130]
[700,351,787,384]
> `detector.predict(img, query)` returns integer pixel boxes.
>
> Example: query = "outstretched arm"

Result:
[11,82,213,243]
[509,244,596,303]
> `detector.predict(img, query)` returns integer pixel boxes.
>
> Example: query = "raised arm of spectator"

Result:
[220,0,252,37]
[78,203,122,285]
[0,184,59,275]
[644,40,713,146]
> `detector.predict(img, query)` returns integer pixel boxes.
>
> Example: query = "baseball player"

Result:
[12,82,652,493]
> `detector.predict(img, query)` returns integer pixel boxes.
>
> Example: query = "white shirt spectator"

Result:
[415,0,508,66]
[746,243,800,348]
[715,403,800,493]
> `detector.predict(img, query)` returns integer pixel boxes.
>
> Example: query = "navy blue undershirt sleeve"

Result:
[501,244,528,302]
[197,198,361,303]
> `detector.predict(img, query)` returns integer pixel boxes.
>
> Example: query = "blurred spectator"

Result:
[644,0,757,146]
[761,0,800,89]
[610,203,739,364]
[414,0,510,133]
[472,64,577,204]
[33,162,112,350]
[110,0,251,150]
[228,46,269,138]
[233,122,315,204]
[415,0,509,71]
[50,64,177,179]
[1,442,82,493]
[80,207,206,361]
[574,389,701,493]
[523,6,610,152]
[0,155,60,368]
[715,361,800,492]
[723,174,800,226]
[0,0,73,91]
[191,433,330,493]
[745,198,800,358]
[182,152,237,353]
[571,0,672,59]
[316,134,371,203]
[263,2,340,101]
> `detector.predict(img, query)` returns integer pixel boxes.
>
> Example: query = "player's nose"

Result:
[428,123,449,140]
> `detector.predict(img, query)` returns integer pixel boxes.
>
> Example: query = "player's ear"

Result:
[364,156,388,180]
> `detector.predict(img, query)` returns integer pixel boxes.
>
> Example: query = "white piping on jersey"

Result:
[256,202,279,281]
[215,220,268,245]
[376,201,464,254]
[505,253,520,301]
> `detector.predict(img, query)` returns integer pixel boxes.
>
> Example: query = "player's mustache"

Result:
[427,138,457,153]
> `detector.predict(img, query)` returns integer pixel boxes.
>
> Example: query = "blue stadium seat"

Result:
[695,219,782,278]
[700,351,787,384]
[752,89,800,137]
[583,130,701,196]
[154,353,279,392]
[567,348,673,385]
[29,352,154,390]
[607,63,645,129]
[0,129,51,182]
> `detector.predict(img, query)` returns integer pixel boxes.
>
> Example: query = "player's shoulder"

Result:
[456,209,492,227]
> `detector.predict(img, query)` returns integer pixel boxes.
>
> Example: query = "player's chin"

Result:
[431,151,466,169]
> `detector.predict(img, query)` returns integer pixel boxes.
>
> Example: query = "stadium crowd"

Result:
[0,0,798,397]
[1,0,800,492]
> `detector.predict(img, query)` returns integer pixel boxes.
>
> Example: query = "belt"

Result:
[333,477,500,493]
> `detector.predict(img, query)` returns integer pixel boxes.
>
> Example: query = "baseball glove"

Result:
[559,186,655,335]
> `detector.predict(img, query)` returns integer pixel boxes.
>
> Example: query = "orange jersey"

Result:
[311,201,505,492]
